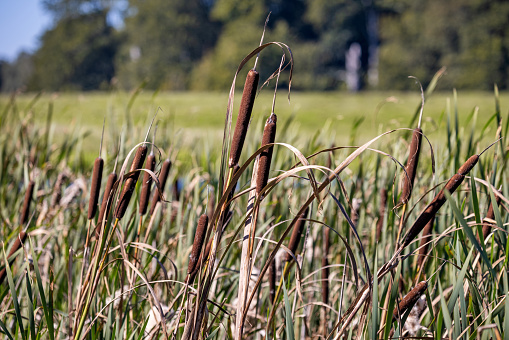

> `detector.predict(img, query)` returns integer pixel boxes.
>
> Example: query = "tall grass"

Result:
[0,45,507,340]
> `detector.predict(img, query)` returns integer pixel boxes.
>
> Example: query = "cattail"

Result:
[482,192,502,240]
[400,128,422,205]
[416,218,434,270]
[188,214,209,275]
[284,207,309,262]
[376,188,388,242]
[115,145,148,220]
[188,238,212,283]
[139,153,156,216]
[269,257,276,304]
[88,157,104,220]
[96,172,117,235]
[20,181,35,225]
[256,113,277,195]
[392,281,428,320]
[402,155,479,249]
[229,70,259,168]
[322,227,330,305]
[149,158,171,215]
[0,231,28,285]
[173,178,180,201]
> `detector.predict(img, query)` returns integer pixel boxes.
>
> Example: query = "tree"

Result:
[1,52,34,92]
[30,10,118,91]
[378,0,509,90]
[116,0,219,90]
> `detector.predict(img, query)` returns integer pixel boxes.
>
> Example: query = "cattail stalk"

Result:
[88,157,104,220]
[229,70,259,168]
[115,145,148,220]
[376,188,388,242]
[139,153,156,216]
[256,113,277,194]
[149,159,171,215]
[402,154,479,249]
[392,281,428,320]
[188,238,212,284]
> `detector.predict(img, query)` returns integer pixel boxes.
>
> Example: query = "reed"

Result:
[322,227,330,305]
[96,172,117,236]
[0,231,28,285]
[402,154,479,249]
[139,152,156,216]
[256,113,277,195]
[392,281,428,320]
[268,257,276,304]
[20,180,35,225]
[376,188,388,242]
[229,70,259,168]
[400,128,422,205]
[188,214,209,276]
[115,145,148,220]
[88,157,104,220]
[149,158,171,215]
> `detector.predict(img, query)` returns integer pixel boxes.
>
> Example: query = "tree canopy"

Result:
[1,0,508,92]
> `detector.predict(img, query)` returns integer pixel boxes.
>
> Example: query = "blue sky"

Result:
[0,0,53,61]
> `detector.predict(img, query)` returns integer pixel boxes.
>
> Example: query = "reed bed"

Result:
[0,43,508,340]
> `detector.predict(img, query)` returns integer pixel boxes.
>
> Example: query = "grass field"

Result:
[1,90,507,159]
[0,81,508,339]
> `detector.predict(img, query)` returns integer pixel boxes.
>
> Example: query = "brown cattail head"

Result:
[96,172,118,236]
[115,145,148,220]
[256,113,277,195]
[376,188,388,242]
[139,153,156,216]
[416,218,434,270]
[284,207,309,262]
[149,158,172,215]
[0,231,28,285]
[269,257,276,304]
[457,155,479,176]
[393,281,428,320]
[400,128,422,205]
[188,237,212,283]
[188,214,209,275]
[402,154,478,249]
[229,70,259,168]
[482,191,502,240]
[88,157,104,220]
[20,180,35,226]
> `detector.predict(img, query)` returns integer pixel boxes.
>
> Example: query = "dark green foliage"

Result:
[29,10,118,91]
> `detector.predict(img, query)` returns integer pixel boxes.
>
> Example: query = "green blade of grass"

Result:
[282,276,295,340]
[3,246,26,340]
[26,271,37,340]
[29,237,55,340]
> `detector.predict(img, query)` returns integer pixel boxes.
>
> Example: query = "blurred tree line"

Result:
[1,0,508,92]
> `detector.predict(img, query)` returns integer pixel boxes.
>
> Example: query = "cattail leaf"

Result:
[282,276,295,340]
[370,251,379,340]
[26,271,36,340]
[0,318,13,340]
[2,246,25,340]
[383,264,401,340]
[445,191,494,278]
[29,237,55,340]
[438,279,453,336]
